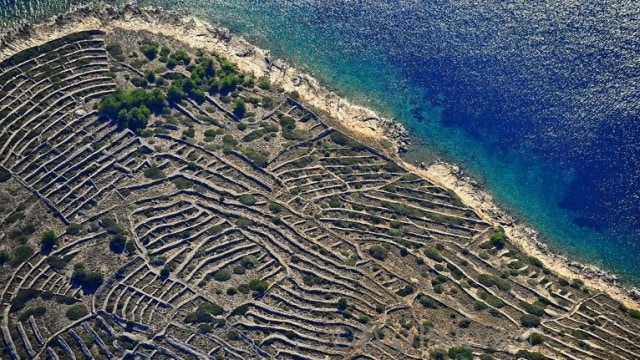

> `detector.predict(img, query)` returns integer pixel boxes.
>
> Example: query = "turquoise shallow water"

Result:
[2,1,639,283]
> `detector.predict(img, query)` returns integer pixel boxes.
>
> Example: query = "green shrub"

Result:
[0,166,10,182]
[139,42,159,60]
[40,291,54,300]
[71,265,103,293]
[213,270,231,282]
[200,302,224,316]
[330,131,351,146]
[479,292,505,308]
[521,302,546,317]
[289,90,300,100]
[109,234,127,253]
[18,306,46,321]
[395,285,414,297]
[106,43,125,61]
[368,245,388,261]
[222,134,239,147]
[529,256,544,268]
[328,197,341,208]
[66,223,82,235]
[423,246,443,262]
[520,314,541,328]
[233,99,246,118]
[11,245,34,266]
[144,166,166,180]
[239,194,256,206]
[240,147,269,168]
[172,178,194,190]
[99,88,167,133]
[628,308,640,319]
[66,304,89,320]
[184,308,211,323]
[226,264,244,276]
[10,289,40,312]
[492,276,511,291]
[431,348,448,360]
[248,279,269,295]
[269,202,283,213]
[125,241,136,254]
[167,82,185,103]
[231,304,249,316]
[0,250,10,265]
[489,230,506,249]
[204,129,218,138]
[130,77,148,88]
[418,294,438,309]
[515,350,547,360]
[144,70,156,83]
[473,301,488,311]
[241,256,257,269]
[529,332,545,345]
[4,211,25,225]
[241,129,267,142]
[258,77,271,90]
[160,46,171,57]
[46,256,66,271]
[448,346,473,360]
[337,298,348,311]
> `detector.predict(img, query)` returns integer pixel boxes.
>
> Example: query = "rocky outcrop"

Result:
[361,117,411,153]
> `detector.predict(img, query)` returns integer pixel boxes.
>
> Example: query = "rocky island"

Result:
[0,5,639,360]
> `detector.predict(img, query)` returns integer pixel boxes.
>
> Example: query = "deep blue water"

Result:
[2,1,639,283]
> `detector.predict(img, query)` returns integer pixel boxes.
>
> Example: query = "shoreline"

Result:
[1,4,637,309]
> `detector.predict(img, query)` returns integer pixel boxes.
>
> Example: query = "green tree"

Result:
[489,229,507,249]
[0,250,10,265]
[529,332,545,345]
[109,234,127,253]
[99,88,167,133]
[71,264,103,294]
[337,298,348,311]
[41,229,57,253]
[139,42,159,60]
[233,99,246,119]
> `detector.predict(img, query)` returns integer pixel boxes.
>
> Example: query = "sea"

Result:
[2,1,639,284]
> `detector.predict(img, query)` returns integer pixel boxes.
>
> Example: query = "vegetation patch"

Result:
[99,88,167,133]
[66,304,89,320]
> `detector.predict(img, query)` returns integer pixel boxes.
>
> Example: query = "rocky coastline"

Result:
[419,162,640,308]
[0,3,637,309]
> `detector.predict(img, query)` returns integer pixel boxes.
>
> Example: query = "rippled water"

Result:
[2,0,639,282]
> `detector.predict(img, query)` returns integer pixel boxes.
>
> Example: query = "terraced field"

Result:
[0,27,639,360]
